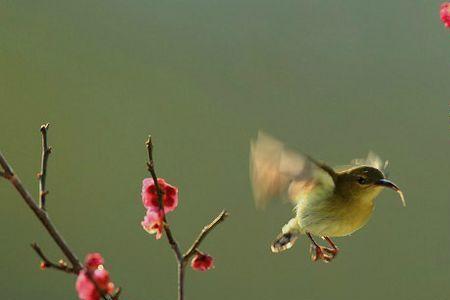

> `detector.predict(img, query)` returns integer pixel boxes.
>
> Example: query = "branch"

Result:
[0,151,14,176]
[31,242,76,274]
[0,151,82,272]
[183,210,229,260]
[145,135,229,300]
[145,136,183,261]
[38,123,52,210]
[1,124,120,300]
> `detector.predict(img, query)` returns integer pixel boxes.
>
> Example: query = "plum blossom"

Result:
[142,178,178,213]
[141,209,164,239]
[440,2,450,27]
[190,253,214,272]
[85,253,104,270]
[75,253,115,300]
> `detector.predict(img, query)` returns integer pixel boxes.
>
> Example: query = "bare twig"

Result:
[145,135,228,300]
[38,123,52,210]
[0,151,82,272]
[0,125,119,300]
[0,151,14,176]
[183,210,229,260]
[31,242,76,274]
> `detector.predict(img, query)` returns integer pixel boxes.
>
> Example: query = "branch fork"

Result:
[145,136,228,300]
[31,242,76,274]
[0,124,119,300]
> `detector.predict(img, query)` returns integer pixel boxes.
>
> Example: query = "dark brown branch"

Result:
[31,242,76,274]
[0,152,13,176]
[38,123,52,210]
[183,210,229,260]
[178,210,227,299]
[145,136,183,261]
[0,152,82,272]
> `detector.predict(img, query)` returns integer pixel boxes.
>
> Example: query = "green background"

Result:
[1,1,449,299]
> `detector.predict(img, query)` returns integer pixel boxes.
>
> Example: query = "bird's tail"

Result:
[271,232,298,253]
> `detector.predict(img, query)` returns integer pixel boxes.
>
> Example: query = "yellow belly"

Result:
[296,196,375,237]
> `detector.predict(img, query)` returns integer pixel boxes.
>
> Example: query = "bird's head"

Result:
[337,166,405,206]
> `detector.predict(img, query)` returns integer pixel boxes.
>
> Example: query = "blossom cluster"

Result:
[141,178,178,239]
[76,253,115,300]
[140,177,214,271]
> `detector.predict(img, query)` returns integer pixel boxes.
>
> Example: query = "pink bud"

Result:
[191,253,214,272]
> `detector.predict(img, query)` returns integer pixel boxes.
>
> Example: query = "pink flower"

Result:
[440,2,450,27]
[75,253,114,300]
[85,253,104,271]
[76,269,115,300]
[190,253,214,272]
[142,178,178,213]
[141,209,164,239]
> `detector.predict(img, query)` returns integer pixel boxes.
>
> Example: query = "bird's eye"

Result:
[357,176,367,184]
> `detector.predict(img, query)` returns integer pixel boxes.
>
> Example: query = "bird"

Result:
[249,132,405,262]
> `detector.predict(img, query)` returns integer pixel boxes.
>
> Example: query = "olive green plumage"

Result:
[250,132,405,261]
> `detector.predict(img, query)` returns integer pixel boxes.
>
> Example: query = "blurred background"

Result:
[0,1,449,299]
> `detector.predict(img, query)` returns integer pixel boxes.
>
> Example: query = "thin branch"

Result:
[178,263,185,300]
[0,151,14,176]
[146,135,186,300]
[145,135,229,300]
[1,125,119,300]
[1,127,81,271]
[145,136,183,261]
[38,123,52,210]
[31,242,76,274]
[0,151,82,272]
[183,210,229,260]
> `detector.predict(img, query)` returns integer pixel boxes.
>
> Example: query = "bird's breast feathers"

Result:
[294,183,376,237]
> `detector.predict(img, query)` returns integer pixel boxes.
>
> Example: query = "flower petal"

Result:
[191,253,214,272]
[141,209,164,239]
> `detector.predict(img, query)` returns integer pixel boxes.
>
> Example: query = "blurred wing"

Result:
[249,132,332,209]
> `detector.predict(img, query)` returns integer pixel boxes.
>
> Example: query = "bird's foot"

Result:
[309,244,338,262]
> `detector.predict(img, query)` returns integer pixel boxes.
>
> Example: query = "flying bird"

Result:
[250,132,405,262]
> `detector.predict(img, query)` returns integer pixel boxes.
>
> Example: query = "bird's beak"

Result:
[375,179,406,207]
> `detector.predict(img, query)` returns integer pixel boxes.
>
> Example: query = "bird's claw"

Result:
[309,244,338,262]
